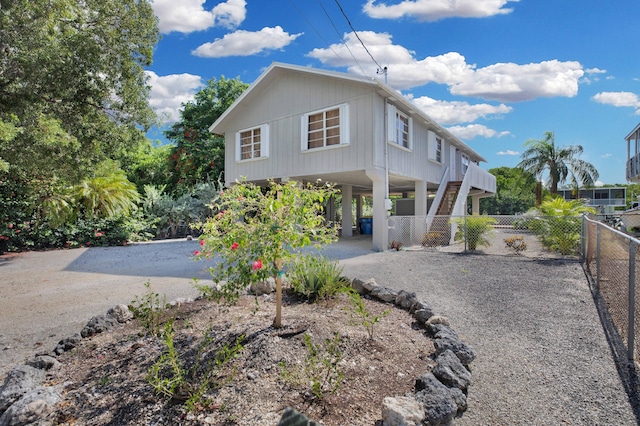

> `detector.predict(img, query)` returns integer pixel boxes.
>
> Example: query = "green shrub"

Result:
[504,235,527,254]
[527,197,595,255]
[450,215,498,251]
[288,255,350,302]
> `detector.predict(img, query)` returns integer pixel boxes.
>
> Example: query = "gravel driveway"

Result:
[1,238,638,424]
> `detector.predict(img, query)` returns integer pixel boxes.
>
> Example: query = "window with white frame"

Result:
[387,104,412,149]
[235,124,269,161]
[395,111,410,148]
[461,153,470,174]
[435,137,442,163]
[301,104,349,150]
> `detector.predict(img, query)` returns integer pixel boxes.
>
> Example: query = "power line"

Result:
[332,0,383,71]
[316,0,368,77]
[286,0,343,64]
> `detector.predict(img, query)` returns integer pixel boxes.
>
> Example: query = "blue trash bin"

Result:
[359,217,372,235]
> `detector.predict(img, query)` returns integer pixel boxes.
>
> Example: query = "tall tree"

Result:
[479,167,537,214]
[165,77,249,193]
[0,0,159,182]
[517,131,599,194]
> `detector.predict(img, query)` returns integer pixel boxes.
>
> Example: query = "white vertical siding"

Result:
[225,72,378,182]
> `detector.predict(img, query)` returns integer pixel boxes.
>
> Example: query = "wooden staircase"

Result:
[424,181,462,246]
[436,181,462,216]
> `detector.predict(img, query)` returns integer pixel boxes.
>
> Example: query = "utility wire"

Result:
[332,0,383,71]
[316,0,368,77]
[286,0,343,63]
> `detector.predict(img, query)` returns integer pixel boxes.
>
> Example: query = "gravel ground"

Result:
[338,247,639,425]
[1,236,638,425]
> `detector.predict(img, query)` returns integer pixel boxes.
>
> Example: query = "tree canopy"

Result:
[0,0,159,182]
[165,77,249,193]
[517,131,599,194]
[480,166,537,214]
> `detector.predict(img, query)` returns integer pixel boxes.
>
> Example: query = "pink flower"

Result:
[199,239,205,246]
[252,259,263,271]
[8,224,13,229]
[231,242,239,250]
[193,250,201,256]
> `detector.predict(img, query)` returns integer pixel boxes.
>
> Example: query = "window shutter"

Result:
[300,114,308,150]
[407,116,413,149]
[340,104,350,145]
[235,131,241,161]
[427,131,435,160]
[261,124,269,157]
[387,104,396,143]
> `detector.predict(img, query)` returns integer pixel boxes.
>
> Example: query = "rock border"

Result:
[0,279,475,426]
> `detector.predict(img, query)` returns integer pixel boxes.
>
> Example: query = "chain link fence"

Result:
[584,215,640,361]
[388,214,583,258]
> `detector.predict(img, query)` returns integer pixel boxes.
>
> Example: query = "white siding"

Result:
[225,72,377,182]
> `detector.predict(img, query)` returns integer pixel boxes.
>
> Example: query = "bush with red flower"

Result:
[195,179,338,326]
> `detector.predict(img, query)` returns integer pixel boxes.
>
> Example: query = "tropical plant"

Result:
[0,0,159,183]
[288,255,350,302]
[196,179,339,327]
[517,131,599,194]
[165,77,249,193]
[480,166,538,214]
[526,196,595,255]
[450,215,498,251]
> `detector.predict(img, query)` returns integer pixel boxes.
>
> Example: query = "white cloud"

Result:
[151,0,246,34]
[450,60,584,102]
[410,95,511,125]
[145,71,203,123]
[496,150,520,156]
[594,180,605,187]
[363,0,518,21]
[586,68,607,75]
[308,31,584,101]
[601,153,613,159]
[593,91,640,113]
[447,124,510,140]
[192,26,302,58]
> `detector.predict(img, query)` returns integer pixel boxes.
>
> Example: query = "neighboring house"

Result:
[558,187,626,214]
[209,62,496,251]
[626,123,640,183]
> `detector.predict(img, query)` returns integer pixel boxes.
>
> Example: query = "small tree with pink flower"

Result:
[195,179,339,327]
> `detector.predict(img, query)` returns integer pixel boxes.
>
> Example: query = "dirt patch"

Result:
[47,292,435,425]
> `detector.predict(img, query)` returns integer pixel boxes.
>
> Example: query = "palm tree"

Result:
[517,131,599,194]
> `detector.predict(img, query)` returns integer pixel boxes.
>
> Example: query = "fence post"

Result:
[596,225,601,288]
[464,213,467,252]
[581,214,586,263]
[629,242,637,361]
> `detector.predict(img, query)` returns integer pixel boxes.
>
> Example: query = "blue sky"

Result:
[145,0,640,185]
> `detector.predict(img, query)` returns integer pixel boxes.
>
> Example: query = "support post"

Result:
[596,225,601,289]
[366,168,389,251]
[629,242,636,361]
[341,185,353,237]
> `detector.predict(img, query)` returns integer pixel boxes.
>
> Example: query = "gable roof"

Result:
[209,62,486,163]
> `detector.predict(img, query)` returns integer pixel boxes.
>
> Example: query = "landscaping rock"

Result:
[414,373,458,426]
[433,333,476,366]
[382,395,425,426]
[277,407,321,426]
[80,315,117,338]
[362,278,379,293]
[426,316,450,327]
[350,277,367,294]
[0,385,62,426]
[25,356,60,372]
[53,334,81,356]
[413,309,434,325]
[395,290,418,311]
[432,350,472,391]
[427,324,458,339]
[371,286,399,303]
[0,366,45,413]
[107,304,133,323]
[410,299,433,314]
[448,387,468,414]
[250,278,276,296]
